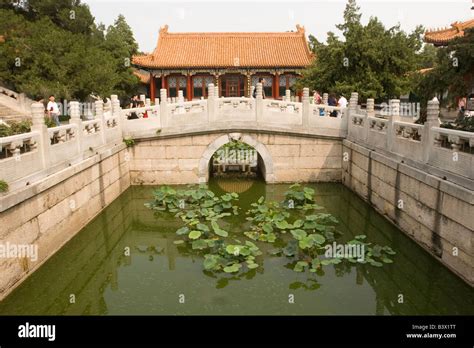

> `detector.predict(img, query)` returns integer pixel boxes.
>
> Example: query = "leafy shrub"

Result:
[123,138,135,147]
[0,180,8,193]
[441,114,474,132]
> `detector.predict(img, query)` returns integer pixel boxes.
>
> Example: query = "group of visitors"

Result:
[312,90,347,117]
[128,95,146,119]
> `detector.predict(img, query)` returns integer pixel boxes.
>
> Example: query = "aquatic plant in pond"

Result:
[145,185,257,273]
[145,183,396,278]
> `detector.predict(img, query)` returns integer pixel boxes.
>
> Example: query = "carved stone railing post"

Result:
[386,99,400,152]
[366,98,375,117]
[95,100,106,145]
[160,88,168,129]
[390,99,400,122]
[31,102,50,169]
[285,89,291,102]
[145,98,151,108]
[302,87,310,128]
[68,100,83,154]
[424,99,441,163]
[256,82,263,124]
[110,95,123,138]
[345,92,358,136]
[207,83,215,123]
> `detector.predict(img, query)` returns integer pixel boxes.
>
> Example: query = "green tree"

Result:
[299,0,425,101]
[0,3,139,101]
[413,28,474,108]
[103,14,140,98]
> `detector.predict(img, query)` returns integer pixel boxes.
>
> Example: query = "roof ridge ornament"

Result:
[296,24,305,34]
[160,25,169,35]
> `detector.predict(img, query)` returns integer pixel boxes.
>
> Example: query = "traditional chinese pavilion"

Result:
[132,25,313,101]
[423,18,474,99]
[424,18,474,46]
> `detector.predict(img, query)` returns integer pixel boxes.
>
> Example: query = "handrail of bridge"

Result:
[348,96,474,179]
[1,86,473,192]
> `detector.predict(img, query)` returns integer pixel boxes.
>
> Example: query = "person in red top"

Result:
[313,90,322,104]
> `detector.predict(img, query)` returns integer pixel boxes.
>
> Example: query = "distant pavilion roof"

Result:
[133,69,150,84]
[424,18,474,46]
[132,25,314,69]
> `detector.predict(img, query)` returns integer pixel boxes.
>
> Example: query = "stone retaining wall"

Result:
[0,143,131,300]
[342,139,473,286]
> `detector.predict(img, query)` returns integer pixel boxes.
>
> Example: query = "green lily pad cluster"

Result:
[283,183,325,210]
[145,183,396,278]
[344,236,397,267]
[244,185,396,274]
[203,241,262,273]
[146,184,261,274]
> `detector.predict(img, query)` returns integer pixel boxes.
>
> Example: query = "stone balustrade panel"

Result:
[429,127,474,179]
[121,105,161,137]
[348,112,367,142]
[48,124,80,165]
[366,116,389,150]
[81,119,104,151]
[104,114,122,143]
[392,121,425,162]
[0,131,41,182]
[216,97,256,122]
[260,99,302,126]
[166,100,208,129]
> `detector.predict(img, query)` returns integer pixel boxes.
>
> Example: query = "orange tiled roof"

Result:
[424,18,474,45]
[133,69,150,84]
[133,25,313,69]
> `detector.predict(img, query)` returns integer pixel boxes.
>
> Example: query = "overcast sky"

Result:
[84,0,473,52]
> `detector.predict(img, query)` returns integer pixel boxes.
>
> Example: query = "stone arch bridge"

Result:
[124,85,348,185]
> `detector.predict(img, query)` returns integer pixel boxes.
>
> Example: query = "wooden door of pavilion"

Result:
[221,74,246,97]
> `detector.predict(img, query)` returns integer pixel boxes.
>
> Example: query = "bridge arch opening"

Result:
[198,134,275,184]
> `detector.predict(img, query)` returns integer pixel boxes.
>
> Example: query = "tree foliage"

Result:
[412,28,474,109]
[299,0,426,101]
[0,1,139,100]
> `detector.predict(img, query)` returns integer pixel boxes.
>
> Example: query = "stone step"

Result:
[0,101,29,122]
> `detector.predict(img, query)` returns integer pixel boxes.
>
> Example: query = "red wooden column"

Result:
[161,75,166,89]
[149,73,156,101]
[296,74,303,101]
[273,73,279,99]
[186,74,192,101]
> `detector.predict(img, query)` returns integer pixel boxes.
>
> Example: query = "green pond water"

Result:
[0,179,472,315]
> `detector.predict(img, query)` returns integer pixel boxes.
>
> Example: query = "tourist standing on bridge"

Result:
[338,94,348,108]
[252,78,266,99]
[328,94,338,117]
[313,90,322,104]
[128,95,140,119]
[46,95,61,127]
[313,90,324,116]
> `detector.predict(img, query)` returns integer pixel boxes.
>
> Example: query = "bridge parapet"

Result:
[121,83,347,138]
[1,87,474,192]
[348,96,474,180]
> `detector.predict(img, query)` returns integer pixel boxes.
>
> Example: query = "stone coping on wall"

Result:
[343,139,474,195]
[134,126,346,143]
[0,143,127,213]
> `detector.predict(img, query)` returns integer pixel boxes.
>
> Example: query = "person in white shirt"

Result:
[47,95,60,126]
[338,95,348,108]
